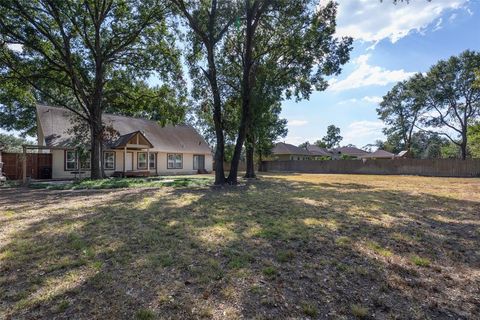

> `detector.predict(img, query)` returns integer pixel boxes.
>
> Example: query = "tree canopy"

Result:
[378,74,424,155]
[321,125,343,149]
[179,0,351,183]
[419,50,480,159]
[0,0,181,178]
[0,133,30,152]
[378,50,480,159]
[468,122,480,158]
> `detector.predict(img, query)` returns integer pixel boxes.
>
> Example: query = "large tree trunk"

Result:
[90,117,103,179]
[213,110,226,184]
[89,87,104,179]
[206,45,226,185]
[460,115,468,160]
[405,141,412,158]
[227,99,249,184]
[226,4,256,185]
[460,132,468,160]
[244,132,256,178]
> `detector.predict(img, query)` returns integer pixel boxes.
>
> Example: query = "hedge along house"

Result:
[36,104,212,179]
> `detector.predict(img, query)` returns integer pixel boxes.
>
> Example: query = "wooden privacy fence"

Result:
[222,161,247,172]
[1,152,52,180]
[260,159,480,177]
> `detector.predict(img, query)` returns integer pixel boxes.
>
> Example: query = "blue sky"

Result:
[282,0,480,148]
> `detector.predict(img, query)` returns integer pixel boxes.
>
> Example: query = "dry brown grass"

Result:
[1,174,479,319]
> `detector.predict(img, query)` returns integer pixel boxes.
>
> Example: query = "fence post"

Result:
[22,146,27,185]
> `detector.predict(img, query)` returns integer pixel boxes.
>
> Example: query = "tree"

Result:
[313,140,327,148]
[410,131,450,159]
[298,141,309,149]
[321,125,342,148]
[419,50,480,159]
[374,131,452,159]
[378,74,424,155]
[474,68,480,89]
[362,140,387,153]
[251,102,287,169]
[468,122,480,158]
[170,0,239,185]
[0,70,37,136]
[0,0,180,178]
[0,133,29,152]
[103,80,187,126]
[0,77,187,138]
[225,0,351,182]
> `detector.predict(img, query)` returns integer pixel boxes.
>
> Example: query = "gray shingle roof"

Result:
[332,146,369,157]
[306,144,332,156]
[37,104,211,154]
[272,142,311,155]
[361,149,395,159]
[109,131,154,149]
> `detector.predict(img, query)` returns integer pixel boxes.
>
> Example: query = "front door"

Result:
[125,153,133,171]
[193,155,205,170]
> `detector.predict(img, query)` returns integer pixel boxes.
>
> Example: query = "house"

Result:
[331,146,369,159]
[305,144,332,159]
[360,149,395,159]
[396,150,410,158]
[36,104,212,179]
[271,142,311,160]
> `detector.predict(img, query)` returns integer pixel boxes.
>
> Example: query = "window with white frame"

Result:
[103,151,115,170]
[149,153,156,169]
[65,150,77,171]
[167,153,182,169]
[137,152,147,169]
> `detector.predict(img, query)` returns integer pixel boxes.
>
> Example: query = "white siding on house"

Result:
[51,149,213,179]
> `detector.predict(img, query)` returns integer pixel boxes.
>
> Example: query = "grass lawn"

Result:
[1,173,479,319]
[28,176,213,190]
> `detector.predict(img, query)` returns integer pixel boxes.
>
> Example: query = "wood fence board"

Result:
[260,159,480,177]
[2,153,52,180]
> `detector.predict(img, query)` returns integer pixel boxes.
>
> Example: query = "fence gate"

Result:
[1,152,52,180]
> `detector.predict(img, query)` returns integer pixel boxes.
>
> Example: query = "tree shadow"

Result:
[1,177,479,319]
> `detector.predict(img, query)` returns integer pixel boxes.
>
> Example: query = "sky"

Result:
[282,0,480,148]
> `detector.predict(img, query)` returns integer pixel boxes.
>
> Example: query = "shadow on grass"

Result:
[28,177,213,190]
[0,177,479,319]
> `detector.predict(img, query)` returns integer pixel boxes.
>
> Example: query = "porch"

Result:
[110,131,156,178]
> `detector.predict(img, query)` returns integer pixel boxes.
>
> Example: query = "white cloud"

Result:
[433,18,443,32]
[288,120,308,127]
[333,0,469,43]
[338,98,358,105]
[362,96,383,104]
[338,96,383,105]
[343,120,385,146]
[7,43,23,52]
[328,54,415,92]
[281,136,316,146]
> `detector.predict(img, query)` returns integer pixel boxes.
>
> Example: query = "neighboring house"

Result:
[360,149,395,159]
[271,142,311,160]
[305,144,333,159]
[331,146,370,159]
[396,150,410,158]
[36,104,212,179]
